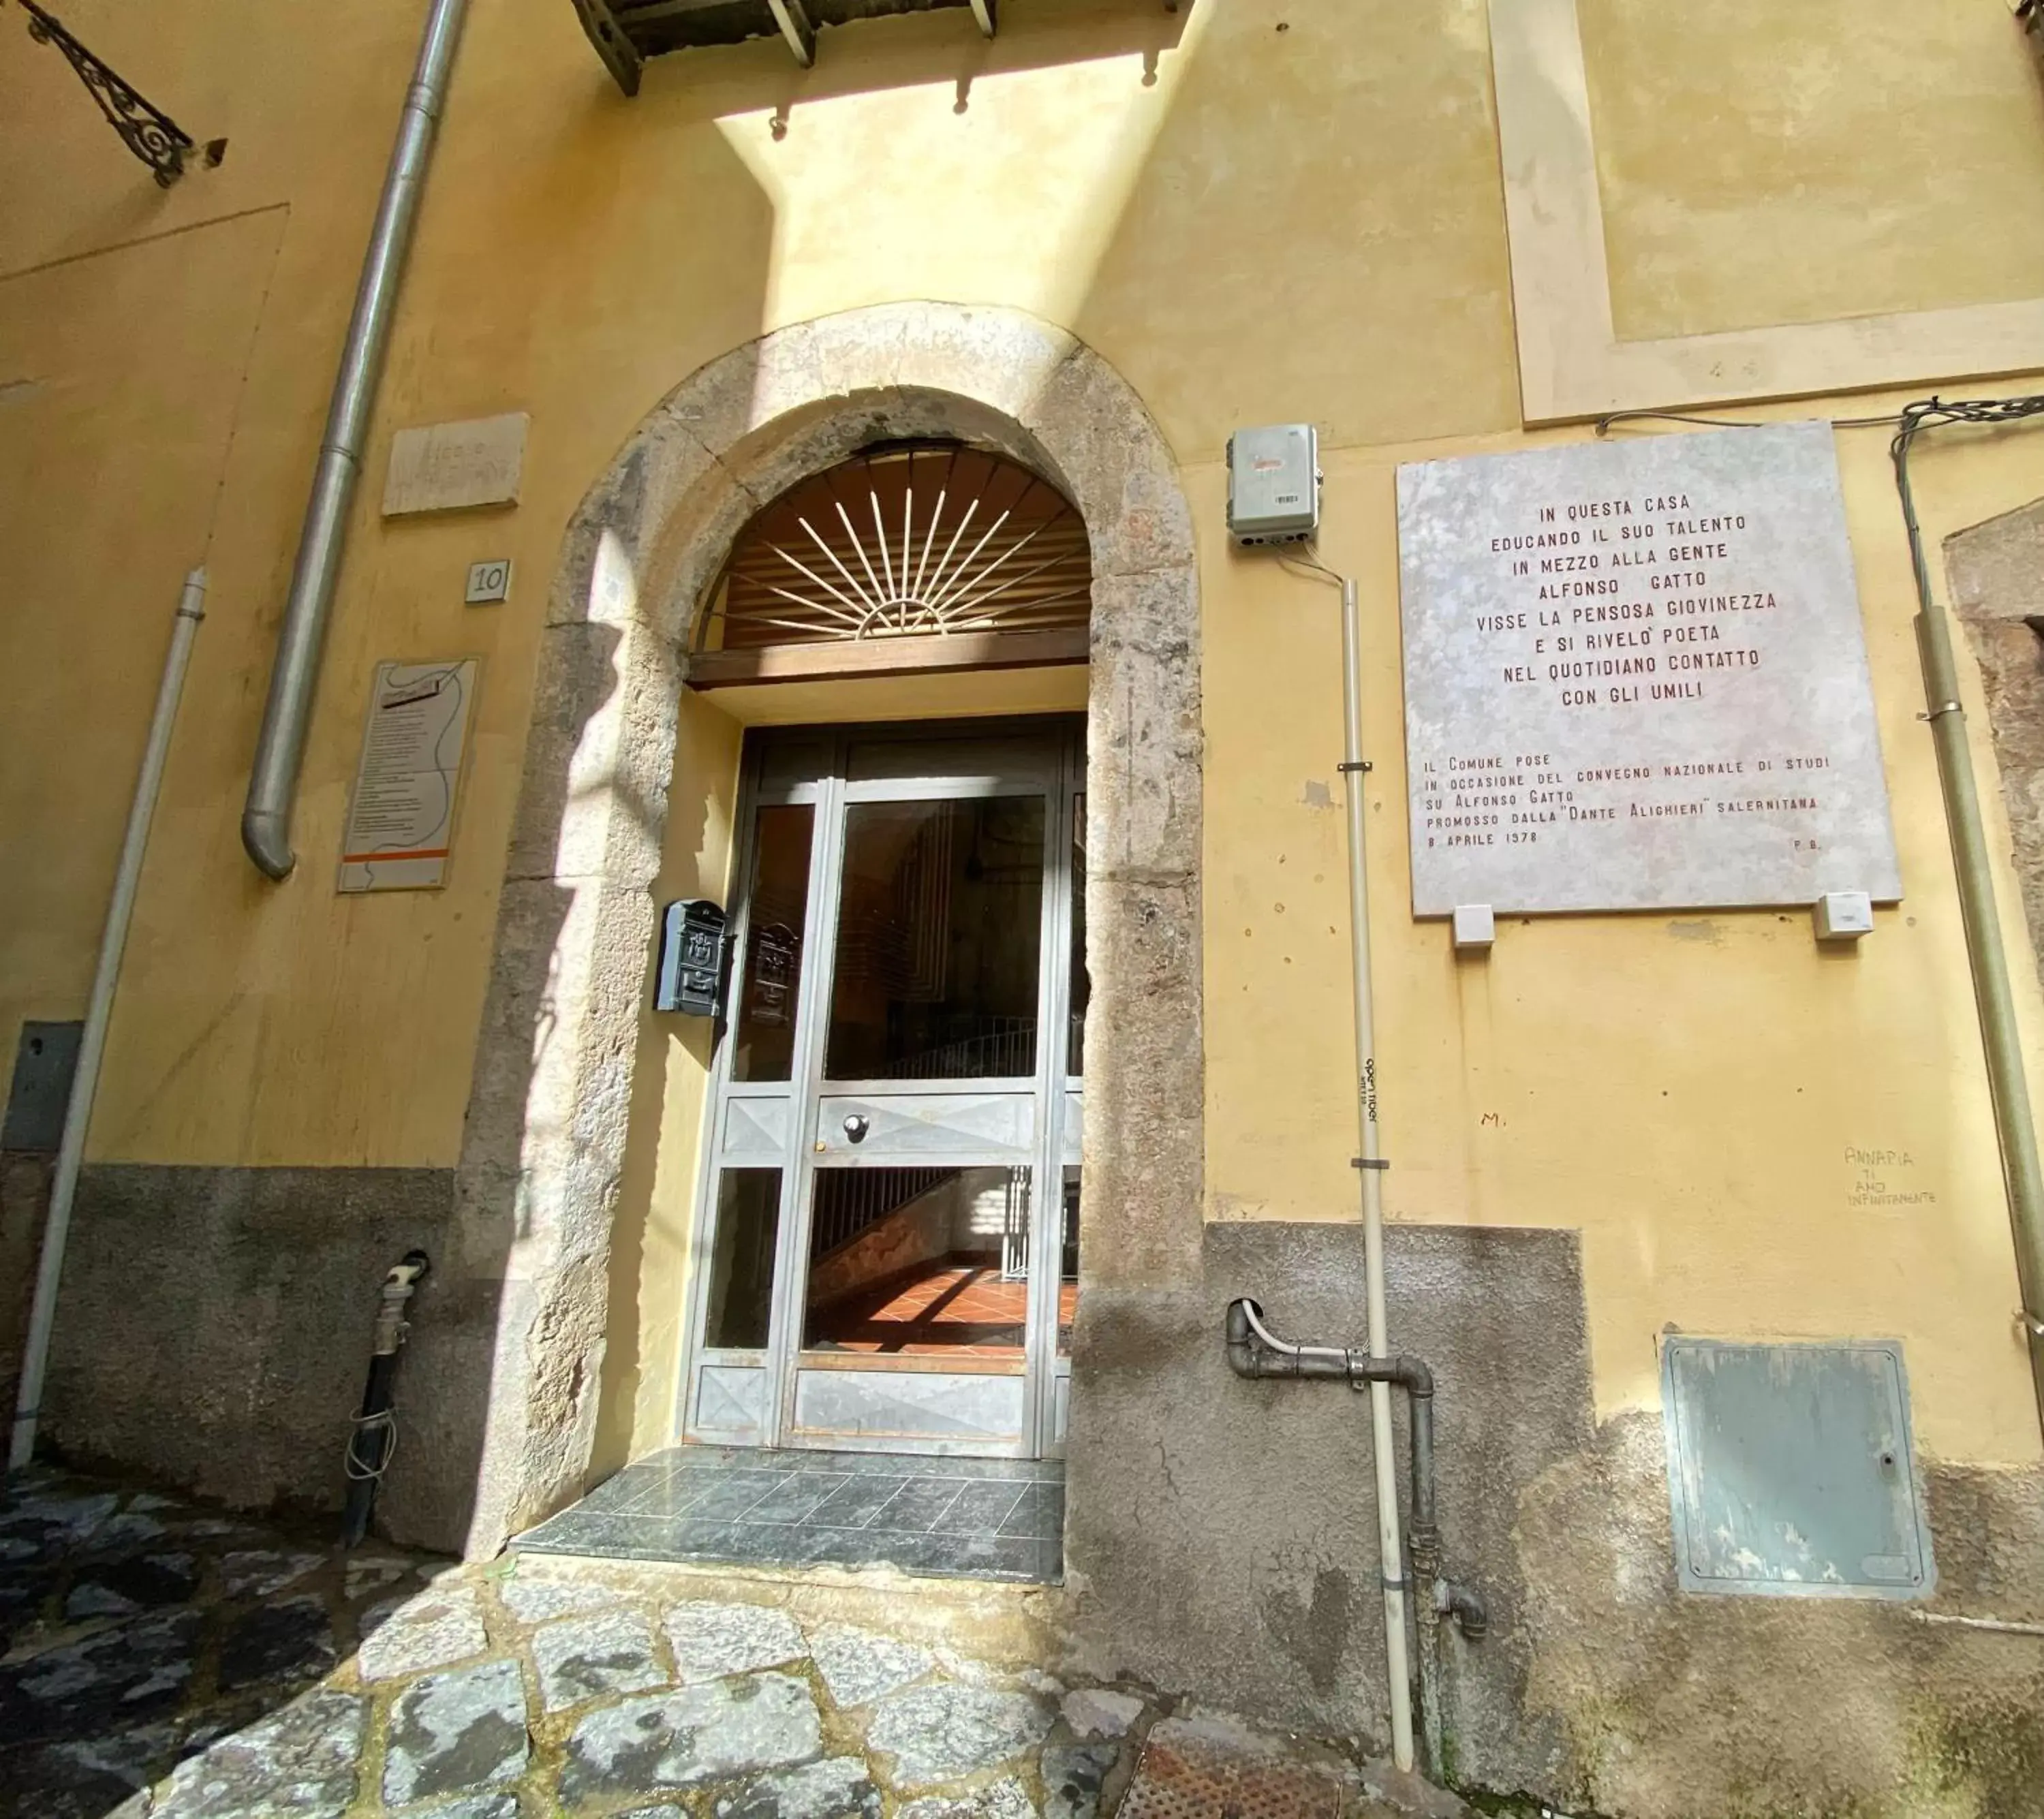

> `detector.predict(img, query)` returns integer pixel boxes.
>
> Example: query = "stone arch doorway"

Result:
[435,304,1201,1562]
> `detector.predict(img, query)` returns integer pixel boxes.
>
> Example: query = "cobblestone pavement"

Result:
[1,1468,1461,1819]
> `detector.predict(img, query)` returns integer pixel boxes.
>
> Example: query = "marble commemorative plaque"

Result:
[1396,422,1901,916]
[383,411,527,517]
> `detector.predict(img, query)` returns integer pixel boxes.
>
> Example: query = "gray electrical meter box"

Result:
[1226,423,1320,545]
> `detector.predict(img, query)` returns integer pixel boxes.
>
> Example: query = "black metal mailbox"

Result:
[655,899,728,1016]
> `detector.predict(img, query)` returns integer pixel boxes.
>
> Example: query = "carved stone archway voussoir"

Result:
[446,303,1203,1558]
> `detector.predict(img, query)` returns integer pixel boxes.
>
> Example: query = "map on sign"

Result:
[338,659,478,894]
[1396,422,1901,916]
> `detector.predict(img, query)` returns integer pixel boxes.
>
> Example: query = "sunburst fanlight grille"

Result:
[698,444,1091,653]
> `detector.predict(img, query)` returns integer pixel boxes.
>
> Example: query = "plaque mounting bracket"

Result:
[1452,904,1497,952]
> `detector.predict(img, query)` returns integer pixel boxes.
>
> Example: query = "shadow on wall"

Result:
[35,117,780,1549]
[414,0,1517,1656]
[1947,495,2044,970]
[35,1,1538,1803]
[608,0,1190,121]
[0,1154,55,1421]
[1064,0,1521,456]
[413,0,1235,1564]
[393,0,1212,1541]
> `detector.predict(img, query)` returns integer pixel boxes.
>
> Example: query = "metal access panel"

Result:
[1662,1337,1934,1600]
[4,1021,82,1152]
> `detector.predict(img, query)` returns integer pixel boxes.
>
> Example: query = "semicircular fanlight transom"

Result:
[698,443,1091,653]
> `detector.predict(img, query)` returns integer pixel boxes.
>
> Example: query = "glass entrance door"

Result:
[683,720,1085,1459]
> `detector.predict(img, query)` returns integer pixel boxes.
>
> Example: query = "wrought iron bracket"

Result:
[16,0,196,186]
[766,0,815,66]
[568,0,643,95]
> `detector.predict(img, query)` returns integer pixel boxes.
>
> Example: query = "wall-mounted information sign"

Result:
[1396,423,1901,916]
[338,659,478,893]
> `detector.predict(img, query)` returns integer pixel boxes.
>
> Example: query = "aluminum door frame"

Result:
[679,720,1083,1459]
[1042,742,1084,1459]
[774,733,1066,1457]
[679,752,830,1450]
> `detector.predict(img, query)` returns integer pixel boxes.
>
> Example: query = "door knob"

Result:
[842,1115,870,1143]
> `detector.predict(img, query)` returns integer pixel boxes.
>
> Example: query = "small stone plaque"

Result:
[465,558,513,604]
[383,412,527,516]
[1396,422,1901,916]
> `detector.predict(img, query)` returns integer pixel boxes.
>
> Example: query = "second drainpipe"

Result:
[241,0,471,878]
[1339,575,1417,1773]
[10,570,208,1470]
[1893,402,2044,1431]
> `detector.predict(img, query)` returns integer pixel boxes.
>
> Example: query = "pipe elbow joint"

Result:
[384,1249,431,1294]
[1224,1299,1263,1378]
[1391,1354,1434,1399]
[242,805,297,881]
[1440,1581,1489,1640]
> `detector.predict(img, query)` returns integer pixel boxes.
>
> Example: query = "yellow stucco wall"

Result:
[5,0,2044,1470]
[602,686,743,1470]
[1580,0,2044,341]
[1199,409,2044,1466]
[1,0,1517,1171]
[0,208,284,1097]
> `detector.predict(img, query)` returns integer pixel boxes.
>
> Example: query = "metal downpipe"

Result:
[1338,575,1416,1773]
[1893,410,2044,1433]
[241,0,470,878]
[10,570,208,1470]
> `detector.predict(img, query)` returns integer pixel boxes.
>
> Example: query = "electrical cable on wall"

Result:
[345,1408,399,1483]
[1595,407,1904,437]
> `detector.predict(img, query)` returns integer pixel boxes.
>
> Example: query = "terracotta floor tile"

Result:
[808,1262,1079,1357]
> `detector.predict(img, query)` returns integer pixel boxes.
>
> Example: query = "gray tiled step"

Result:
[517,1448,1064,1585]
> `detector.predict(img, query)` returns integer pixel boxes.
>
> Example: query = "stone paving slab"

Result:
[0,1465,1466,1819]
[533,1606,667,1711]
[715,1754,881,1819]
[897,1779,1037,1819]
[151,1688,367,1818]
[558,1671,822,1802]
[359,1583,489,1682]
[665,1600,807,1683]
[809,1621,936,1709]
[866,1685,1057,1788]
